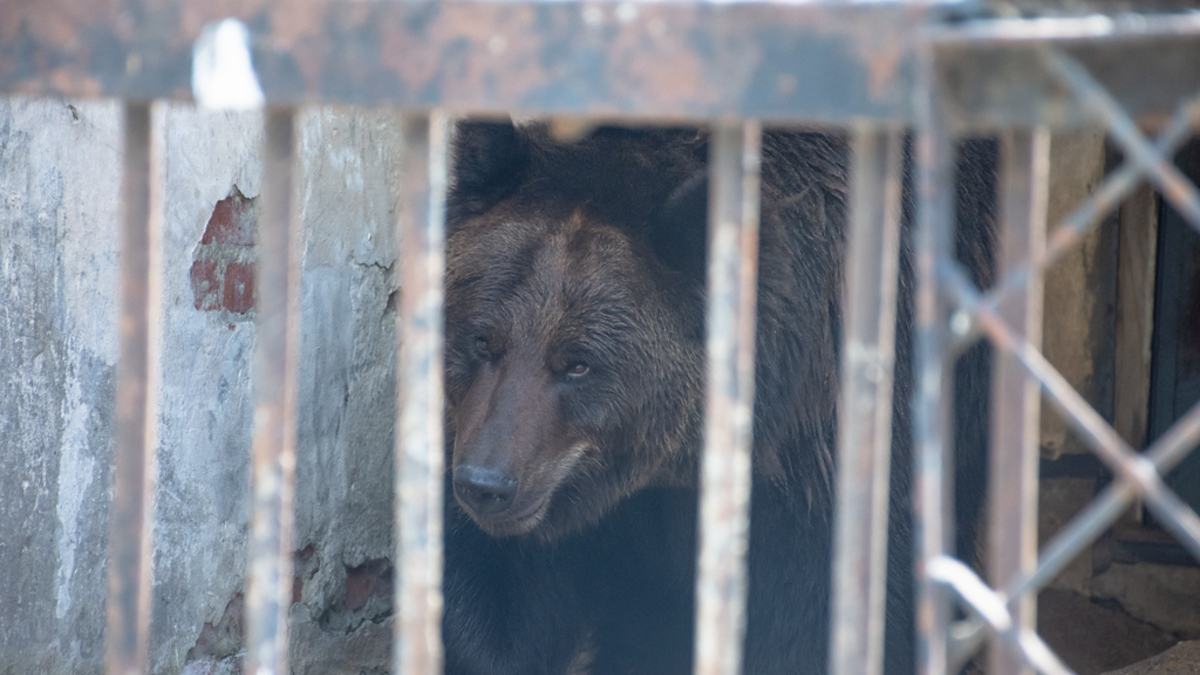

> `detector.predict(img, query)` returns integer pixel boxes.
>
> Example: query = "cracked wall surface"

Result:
[1,99,400,675]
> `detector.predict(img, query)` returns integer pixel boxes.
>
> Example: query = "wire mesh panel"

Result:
[918,30,1200,675]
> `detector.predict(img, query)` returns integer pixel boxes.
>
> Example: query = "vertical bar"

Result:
[694,119,762,675]
[105,100,160,675]
[246,106,301,675]
[830,126,904,675]
[914,45,957,675]
[394,111,448,675]
[988,129,1049,675]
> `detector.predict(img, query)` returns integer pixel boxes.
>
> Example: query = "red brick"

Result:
[223,262,255,314]
[189,259,221,311]
[200,189,257,246]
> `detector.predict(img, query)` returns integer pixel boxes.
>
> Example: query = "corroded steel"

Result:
[105,100,160,675]
[0,0,925,123]
[694,120,761,675]
[988,128,1049,675]
[246,106,302,675]
[913,42,956,675]
[830,126,903,675]
[394,112,448,675]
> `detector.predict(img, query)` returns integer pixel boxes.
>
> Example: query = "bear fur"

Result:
[440,121,994,675]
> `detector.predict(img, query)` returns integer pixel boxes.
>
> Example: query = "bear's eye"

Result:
[475,337,490,356]
[566,362,590,379]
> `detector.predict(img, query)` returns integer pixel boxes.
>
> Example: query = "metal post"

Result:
[913,44,956,675]
[694,119,762,675]
[830,126,904,675]
[988,128,1050,675]
[394,111,449,675]
[105,100,161,675]
[246,106,302,675]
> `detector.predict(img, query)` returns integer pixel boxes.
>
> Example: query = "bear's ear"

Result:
[648,170,708,285]
[448,119,530,225]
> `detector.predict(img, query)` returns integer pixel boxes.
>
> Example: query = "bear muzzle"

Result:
[452,464,518,515]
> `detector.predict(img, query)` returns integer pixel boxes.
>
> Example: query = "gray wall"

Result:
[0,98,401,675]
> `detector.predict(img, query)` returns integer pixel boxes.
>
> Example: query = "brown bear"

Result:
[440,121,994,675]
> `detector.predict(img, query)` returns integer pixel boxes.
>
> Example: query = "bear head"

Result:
[443,120,848,541]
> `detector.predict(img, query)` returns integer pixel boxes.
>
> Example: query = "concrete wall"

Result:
[0,98,400,675]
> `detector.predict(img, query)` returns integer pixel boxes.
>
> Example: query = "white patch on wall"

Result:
[55,363,97,619]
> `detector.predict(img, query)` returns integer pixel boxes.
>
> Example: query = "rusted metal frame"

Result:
[1041,48,1200,228]
[940,263,1200,561]
[987,128,1050,675]
[968,97,1197,323]
[926,557,1074,675]
[394,111,449,675]
[246,106,302,675]
[925,12,1200,45]
[694,119,762,675]
[830,125,904,675]
[0,0,928,123]
[105,100,161,675]
[913,42,957,675]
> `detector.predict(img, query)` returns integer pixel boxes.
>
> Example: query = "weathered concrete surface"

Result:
[1102,641,1200,675]
[1,100,400,674]
[0,97,122,675]
[1039,588,1178,675]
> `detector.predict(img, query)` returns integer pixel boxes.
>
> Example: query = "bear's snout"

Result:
[453,465,518,515]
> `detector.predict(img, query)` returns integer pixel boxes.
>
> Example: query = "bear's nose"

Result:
[453,465,518,515]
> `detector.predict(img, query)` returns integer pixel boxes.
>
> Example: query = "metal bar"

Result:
[830,126,903,675]
[941,263,1200,561]
[1008,398,1200,599]
[988,128,1050,675]
[105,100,160,675]
[394,111,449,675]
[913,41,956,675]
[1042,49,1200,229]
[694,119,761,675]
[974,97,1198,320]
[246,106,302,675]
[927,557,1074,675]
[926,13,1200,45]
[0,0,926,124]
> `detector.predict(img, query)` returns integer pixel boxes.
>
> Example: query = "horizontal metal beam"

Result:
[938,36,1200,130]
[0,0,925,122]
[6,0,1200,126]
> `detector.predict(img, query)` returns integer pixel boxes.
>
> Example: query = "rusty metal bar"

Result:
[1042,49,1200,228]
[941,263,1200,561]
[0,0,927,124]
[830,125,903,675]
[394,111,449,675]
[913,41,957,675]
[105,100,160,675]
[694,119,761,675]
[246,106,302,675]
[988,128,1050,675]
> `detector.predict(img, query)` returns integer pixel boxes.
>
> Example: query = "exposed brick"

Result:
[189,259,222,311]
[200,188,257,246]
[223,262,255,314]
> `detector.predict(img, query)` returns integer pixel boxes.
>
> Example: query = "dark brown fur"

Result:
[440,121,994,675]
